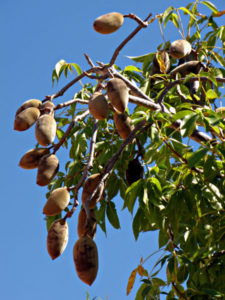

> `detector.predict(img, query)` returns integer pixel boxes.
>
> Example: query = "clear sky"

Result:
[1,1,224,300]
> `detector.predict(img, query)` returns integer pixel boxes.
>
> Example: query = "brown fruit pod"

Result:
[126,158,144,186]
[19,148,50,169]
[40,101,55,116]
[47,218,68,260]
[107,78,128,113]
[36,154,59,186]
[113,112,134,140]
[169,39,192,59]
[81,174,104,209]
[88,92,109,120]
[170,61,203,77]
[77,208,97,239]
[73,236,98,285]
[43,187,70,216]
[93,12,124,34]
[35,115,57,146]
[15,99,42,116]
[14,107,40,131]
[151,51,170,75]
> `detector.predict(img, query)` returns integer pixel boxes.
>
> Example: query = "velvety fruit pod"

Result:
[93,12,124,34]
[81,174,104,209]
[126,158,144,186]
[19,148,50,169]
[73,236,98,285]
[15,99,42,115]
[216,107,225,120]
[14,107,40,131]
[36,154,59,186]
[40,101,55,116]
[151,51,170,75]
[113,112,134,140]
[77,208,97,239]
[88,92,109,120]
[169,40,192,59]
[47,219,68,260]
[43,187,70,216]
[35,115,57,146]
[107,78,128,113]
[170,61,203,77]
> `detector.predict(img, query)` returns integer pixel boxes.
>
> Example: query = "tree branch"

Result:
[64,120,99,220]
[109,13,152,66]
[84,120,150,219]
[54,98,88,110]
[53,110,89,153]
[158,77,225,105]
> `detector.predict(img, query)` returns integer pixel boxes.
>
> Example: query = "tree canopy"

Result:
[14,1,225,299]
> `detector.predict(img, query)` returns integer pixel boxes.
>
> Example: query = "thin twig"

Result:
[54,98,88,110]
[84,53,95,68]
[109,13,152,66]
[123,13,149,27]
[176,8,186,39]
[172,282,188,300]
[158,77,225,105]
[53,110,89,153]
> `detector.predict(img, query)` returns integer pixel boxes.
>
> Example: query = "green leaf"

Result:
[127,53,153,63]
[71,63,82,75]
[171,110,194,122]
[206,89,219,100]
[125,180,144,214]
[132,207,143,240]
[179,7,197,20]
[181,113,199,137]
[106,201,120,229]
[200,1,218,14]
[124,65,142,73]
[187,148,208,168]
[55,59,67,77]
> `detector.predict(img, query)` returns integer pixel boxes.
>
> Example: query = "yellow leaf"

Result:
[213,10,225,17]
[156,53,166,74]
[140,256,143,264]
[137,265,144,277]
[126,269,137,295]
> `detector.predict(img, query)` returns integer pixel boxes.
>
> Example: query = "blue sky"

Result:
[1,1,224,300]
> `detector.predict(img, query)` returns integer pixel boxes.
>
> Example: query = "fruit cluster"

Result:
[14,11,209,287]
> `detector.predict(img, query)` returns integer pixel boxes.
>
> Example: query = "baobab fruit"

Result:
[40,101,55,116]
[47,219,68,260]
[93,12,124,34]
[35,115,57,146]
[113,112,134,140]
[73,236,98,285]
[151,51,170,75]
[36,154,59,186]
[14,107,40,131]
[19,148,50,169]
[43,187,70,216]
[216,107,225,119]
[107,78,128,113]
[169,40,192,59]
[15,99,42,115]
[126,158,144,186]
[170,61,203,77]
[82,174,104,209]
[88,92,109,120]
[77,208,97,239]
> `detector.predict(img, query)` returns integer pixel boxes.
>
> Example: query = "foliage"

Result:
[16,1,225,299]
